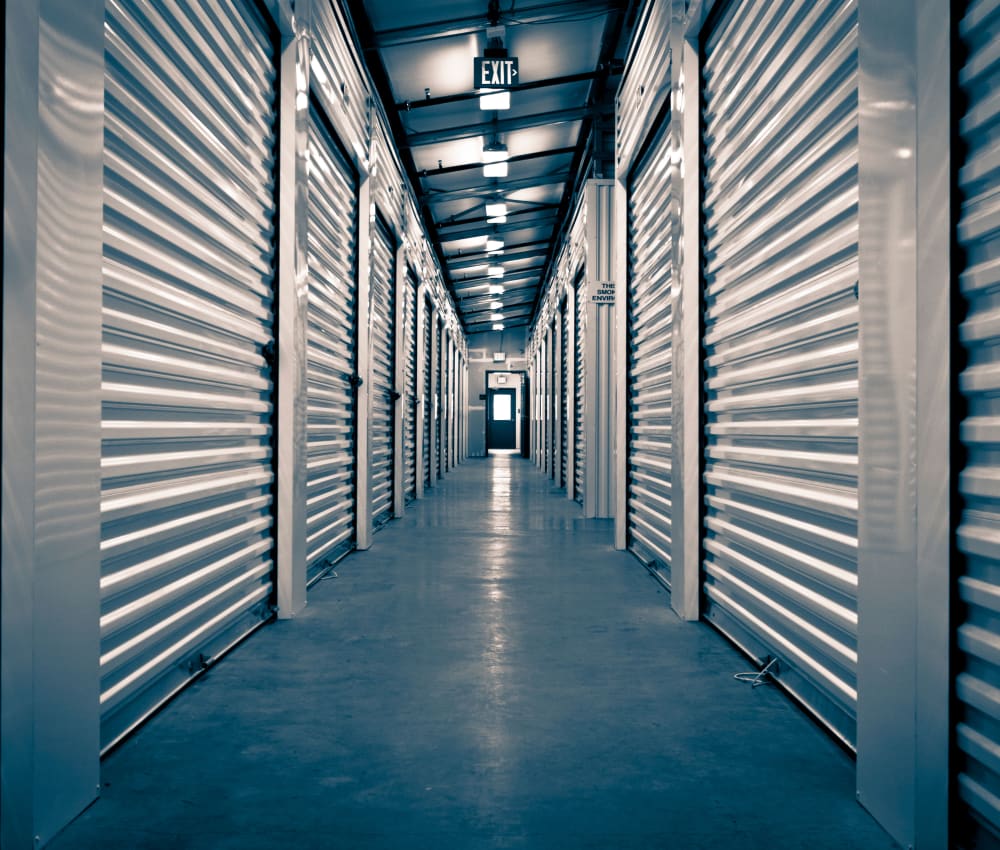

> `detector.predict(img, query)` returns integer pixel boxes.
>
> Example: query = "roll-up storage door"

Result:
[545,324,556,478]
[575,272,586,504]
[100,0,278,749]
[561,300,569,488]
[435,322,443,478]
[701,0,860,744]
[369,214,396,529]
[403,270,418,501]
[627,121,674,586]
[956,3,1000,840]
[305,106,358,581]
[442,335,450,474]
[422,297,433,488]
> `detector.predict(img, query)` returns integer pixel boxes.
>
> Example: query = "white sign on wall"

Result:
[591,281,615,304]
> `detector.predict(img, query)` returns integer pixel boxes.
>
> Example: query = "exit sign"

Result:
[474,57,519,88]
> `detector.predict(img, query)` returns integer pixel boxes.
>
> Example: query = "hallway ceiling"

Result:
[346,0,631,333]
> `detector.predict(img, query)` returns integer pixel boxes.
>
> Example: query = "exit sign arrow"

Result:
[474,57,519,89]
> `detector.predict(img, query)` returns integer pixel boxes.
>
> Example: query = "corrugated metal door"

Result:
[561,299,569,488]
[546,329,554,478]
[701,0,860,745]
[369,215,396,529]
[422,297,432,488]
[442,334,450,473]
[305,106,358,580]
[627,121,674,586]
[435,321,443,478]
[956,3,1000,840]
[100,0,278,750]
[575,272,586,504]
[403,270,418,501]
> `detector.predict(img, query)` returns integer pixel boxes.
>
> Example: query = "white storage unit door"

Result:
[701,0,860,745]
[305,107,358,580]
[442,336,450,473]
[575,272,586,504]
[627,121,674,586]
[561,300,570,488]
[403,270,418,501]
[435,322,443,478]
[422,297,433,488]
[956,3,1000,840]
[369,215,396,529]
[101,0,278,750]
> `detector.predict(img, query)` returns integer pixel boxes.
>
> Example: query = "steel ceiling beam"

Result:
[396,68,617,111]
[405,107,588,147]
[448,249,549,271]
[457,299,537,315]
[418,146,576,178]
[437,203,560,231]
[445,239,551,261]
[422,173,571,206]
[461,296,537,311]
[453,268,544,288]
[372,0,621,46]
[437,215,559,242]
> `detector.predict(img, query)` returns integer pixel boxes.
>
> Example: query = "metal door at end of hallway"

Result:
[305,104,359,583]
[488,388,517,450]
[956,2,1000,842]
[369,213,396,531]
[701,0,860,747]
[100,0,279,751]
[627,117,675,588]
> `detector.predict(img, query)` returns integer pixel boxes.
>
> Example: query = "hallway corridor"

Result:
[53,455,895,850]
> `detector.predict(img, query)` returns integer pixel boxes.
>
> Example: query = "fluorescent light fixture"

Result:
[485,202,506,219]
[486,237,504,253]
[479,89,511,110]
[482,143,509,164]
[490,300,503,310]
[490,312,504,322]
[492,323,505,331]
[487,215,507,224]
[482,142,509,178]
[488,265,504,278]
[488,284,505,295]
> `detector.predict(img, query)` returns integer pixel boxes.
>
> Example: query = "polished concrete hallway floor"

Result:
[53,454,896,850]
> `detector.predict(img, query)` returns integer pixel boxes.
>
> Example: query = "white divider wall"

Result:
[528,180,615,518]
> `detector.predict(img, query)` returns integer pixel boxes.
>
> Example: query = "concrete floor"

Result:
[53,453,897,849]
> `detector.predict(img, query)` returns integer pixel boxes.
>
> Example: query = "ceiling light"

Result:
[488,284,505,295]
[490,300,503,310]
[482,142,509,164]
[488,265,504,278]
[485,202,506,219]
[483,161,508,178]
[479,89,511,110]
[486,237,504,253]
[492,323,505,331]
[490,312,504,322]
